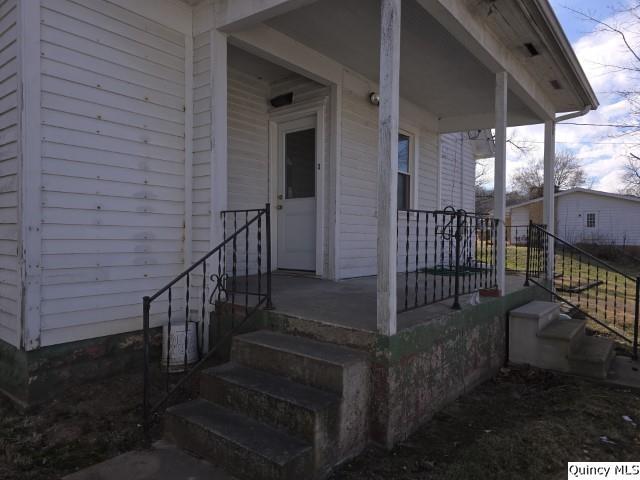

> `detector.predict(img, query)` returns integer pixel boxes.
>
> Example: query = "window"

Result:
[586,212,596,228]
[398,133,411,210]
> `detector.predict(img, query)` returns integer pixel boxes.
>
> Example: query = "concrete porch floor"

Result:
[265,271,529,333]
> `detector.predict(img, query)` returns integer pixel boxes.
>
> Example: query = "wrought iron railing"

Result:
[526,222,639,357]
[506,224,532,273]
[142,205,272,445]
[397,207,498,312]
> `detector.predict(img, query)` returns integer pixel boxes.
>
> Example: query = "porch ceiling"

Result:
[263,0,590,132]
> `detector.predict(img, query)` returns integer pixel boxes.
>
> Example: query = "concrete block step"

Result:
[166,399,313,480]
[568,336,616,379]
[201,362,340,446]
[537,318,586,354]
[510,301,560,330]
[231,330,368,393]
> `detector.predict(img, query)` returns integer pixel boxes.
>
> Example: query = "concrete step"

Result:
[231,330,368,393]
[537,318,586,354]
[510,300,560,330]
[201,362,340,471]
[568,336,616,379]
[166,398,313,480]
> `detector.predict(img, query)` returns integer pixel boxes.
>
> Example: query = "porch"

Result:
[248,271,529,334]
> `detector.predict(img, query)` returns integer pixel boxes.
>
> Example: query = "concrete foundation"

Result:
[0,329,161,406]
[260,278,548,448]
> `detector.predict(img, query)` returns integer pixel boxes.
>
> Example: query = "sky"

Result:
[486,0,639,193]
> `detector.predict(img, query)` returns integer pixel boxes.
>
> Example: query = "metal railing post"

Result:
[142,296,151,448]
[265,203,274,310]
[452,210,462,310]
[524,221,532,286]
[634,277,639,360]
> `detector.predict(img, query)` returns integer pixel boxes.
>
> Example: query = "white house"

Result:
[507,188,640,246]
[0,0,600,477]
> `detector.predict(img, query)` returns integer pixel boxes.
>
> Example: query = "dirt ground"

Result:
[0,366,639,480]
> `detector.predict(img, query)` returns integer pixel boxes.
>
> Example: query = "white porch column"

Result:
[377,0,401,336]
[494,72,507,295]
[543,120,555,281]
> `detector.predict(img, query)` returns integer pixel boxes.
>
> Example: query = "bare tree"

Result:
[568,3,640,191]
[511,149,588,198]
[621,153,640,195]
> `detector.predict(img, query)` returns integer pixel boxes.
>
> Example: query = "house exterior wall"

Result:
[557,193,640,246]
[509,207,529,243]
[37,0,189,346]
[338,71,476,278]
[0,0,18,347]
[8,1,477,350]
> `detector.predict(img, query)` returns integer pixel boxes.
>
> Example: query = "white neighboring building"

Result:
[507,188,640,246]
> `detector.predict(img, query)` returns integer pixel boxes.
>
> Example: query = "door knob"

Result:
[277,194,283,200]
[277,205,283,210]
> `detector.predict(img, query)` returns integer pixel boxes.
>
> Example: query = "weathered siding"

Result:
[227,68,269,210]
[0,0,18,346]
[339,71,462,279]
[39,0,187,345]
[557,193,640,246]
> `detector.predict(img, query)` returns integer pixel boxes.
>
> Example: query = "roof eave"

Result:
[527,0,599,111]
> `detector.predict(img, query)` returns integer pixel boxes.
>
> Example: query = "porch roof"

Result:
[221,0,597,132]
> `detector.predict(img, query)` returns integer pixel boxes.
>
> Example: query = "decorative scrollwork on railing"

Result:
[208,272,229,305]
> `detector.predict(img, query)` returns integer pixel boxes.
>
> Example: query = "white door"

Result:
[276,116,317,271]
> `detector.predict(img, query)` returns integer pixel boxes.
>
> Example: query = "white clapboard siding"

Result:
[0,0,18,346]
[556,192,640,246]
[338,71,450,279]
[227,67,269,211]
[39,0,187,346]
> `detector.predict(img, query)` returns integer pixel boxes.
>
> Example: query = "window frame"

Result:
[586,212,596,228]
[397,127,419,211]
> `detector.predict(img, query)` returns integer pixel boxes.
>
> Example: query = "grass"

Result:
[332,366,640,480]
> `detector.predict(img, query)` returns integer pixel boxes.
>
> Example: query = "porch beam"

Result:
[417,0,555,122]
[216,0,318,32]
[494,72,508,296]
[229,24,343,86]
[543,120,555,281]
[377,0,401,336]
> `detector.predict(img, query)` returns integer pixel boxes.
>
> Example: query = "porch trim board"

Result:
[268,98,327,276]
[18,0,42,351]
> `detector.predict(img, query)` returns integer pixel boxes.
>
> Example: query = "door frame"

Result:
[268,98,327,276]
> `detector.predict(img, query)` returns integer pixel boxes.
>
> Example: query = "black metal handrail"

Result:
[397,207,499,312]
[526,222,639,358]
[142,204,272,445]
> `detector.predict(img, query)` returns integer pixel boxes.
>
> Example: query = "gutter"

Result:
[555,105,591,123]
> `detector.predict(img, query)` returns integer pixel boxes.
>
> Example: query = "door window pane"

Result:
[285,128,316,199]
[398,173,410,211]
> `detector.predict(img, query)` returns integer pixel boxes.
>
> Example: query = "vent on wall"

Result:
[549,80,562,90]
[524,42,539,57]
